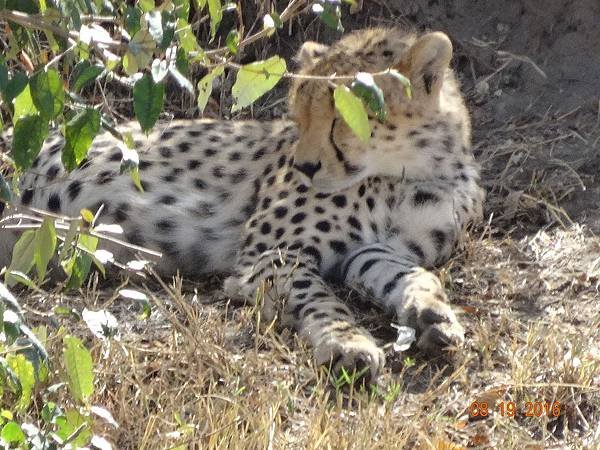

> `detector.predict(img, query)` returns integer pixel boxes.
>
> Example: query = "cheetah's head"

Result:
[289,28,467,192]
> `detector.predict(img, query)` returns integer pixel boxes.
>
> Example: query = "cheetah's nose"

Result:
[294,160,322,179]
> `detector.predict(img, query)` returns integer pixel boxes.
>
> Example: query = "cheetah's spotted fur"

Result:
[1,28,485,381]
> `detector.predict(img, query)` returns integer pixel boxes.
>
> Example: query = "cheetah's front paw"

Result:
[406,295,465,355]
[313,332,384,384]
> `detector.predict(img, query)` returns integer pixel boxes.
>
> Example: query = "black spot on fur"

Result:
[230,169,247,183]
[291,212,306,224]
[407,241,425,260]
[366,197,375,211]
[275,228,285,239]
[431,229,447,252]
[329,240,347,254]
[302,246,322,265]
[274,206,288,218]
[179,142,191,153]
[139,160,153,170]
[156,219,174,231]
[159,195,176,205]
[229,151,242,161]
[315,221,331,232]
[252,147,267,160]
[295,197,307,207]
[188,159,202,170]
[67,181,82,201]
[96,170,113,185]
[347,216,362,231]
[108,151,121,161]
[114,203,129,223]
[159,147,172,158]
[126,228,145,246]
[260,223,271,235]
[205,148,217,157]
[331,195,347,208]
[21,188,34,205]
[413,190,440,206]
[47,193,61,212]
[46,165,60,181]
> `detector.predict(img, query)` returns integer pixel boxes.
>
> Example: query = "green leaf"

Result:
[138,0,154,13]
[123,28,155,75]
[80,208,94,223]
[197,65,223,113]
[175,47,189,75]
[226,29,239,54]
[59,220,79,263]
[312,1,344,32]
[63,335,94,403]
[207,0,222,40]
[2,309,21,344]
[41,402,59,423]
[65,234,98,289]
[30,69,65,119]
[0,57,8,93]
[13,84,37,120]
[7,354,35,411]
[133,74,164,133]
[176,19,199,53]
[62,108,101,172]
[34,218,57,282]
[4,271,36,289]
[5,230,36,287]
[72,61,104,92]
[55,409,92,447]
[350,72,386,121]
[231,56,286,112]
[333,85,371,142]
[3,71,28,104]
[124,6,142,36]
[1,421,25,444]
[387,69,412,99]
[11,114,49,170]
[173,0,190,20]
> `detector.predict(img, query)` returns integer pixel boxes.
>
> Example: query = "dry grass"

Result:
[24,217,600,449]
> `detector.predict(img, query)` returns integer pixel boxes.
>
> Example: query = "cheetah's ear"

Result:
[296,41,330,68]
[405,32,453,99]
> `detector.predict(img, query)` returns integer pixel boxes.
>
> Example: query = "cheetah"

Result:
[0,28,484,381]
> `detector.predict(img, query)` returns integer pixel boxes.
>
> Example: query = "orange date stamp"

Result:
[469,401,561,418]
